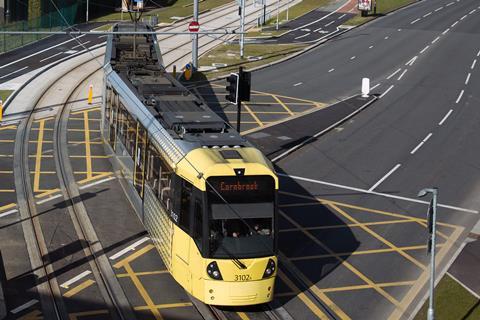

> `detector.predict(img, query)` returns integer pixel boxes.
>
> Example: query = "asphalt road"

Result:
[263,9,355,44]
[249,0,480,318]
[0,23,106,84]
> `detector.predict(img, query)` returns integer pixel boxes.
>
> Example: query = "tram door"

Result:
[173,179,193,291]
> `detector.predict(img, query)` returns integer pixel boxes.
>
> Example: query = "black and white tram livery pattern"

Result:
[101,23,279,306]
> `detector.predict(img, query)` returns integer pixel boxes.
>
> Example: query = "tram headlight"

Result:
[207,261,223,280]
[262,259,276,278]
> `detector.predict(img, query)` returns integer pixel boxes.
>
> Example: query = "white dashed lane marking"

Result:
[439,109,453,126]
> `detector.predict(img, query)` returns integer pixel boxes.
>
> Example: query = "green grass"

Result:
[92,24,113,31]
[93,0,233,24]
[198,43,306,78]
[414,274,480,320]
[344,0,417,26]
[0,90,13,102]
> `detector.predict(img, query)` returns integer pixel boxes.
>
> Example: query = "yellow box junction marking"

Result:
[277,270,330,320]
[33,119,45,193]
[63,279,95,298]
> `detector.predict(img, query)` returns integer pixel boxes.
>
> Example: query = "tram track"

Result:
[12,54,136,319]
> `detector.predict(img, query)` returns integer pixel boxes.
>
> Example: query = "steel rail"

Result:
[52,67,138,320]
[13,56,104,320]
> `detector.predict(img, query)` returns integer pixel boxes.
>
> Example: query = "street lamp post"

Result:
[418,187,439,320]
[276,0,280,30]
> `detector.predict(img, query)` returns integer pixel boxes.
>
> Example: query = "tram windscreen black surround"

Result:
[207,176,275,258]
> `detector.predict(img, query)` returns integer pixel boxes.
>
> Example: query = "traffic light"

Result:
[238,69,251,101]
[226,74,238,103]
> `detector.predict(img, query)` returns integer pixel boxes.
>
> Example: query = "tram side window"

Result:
[105,87,111,122]
[126,115,137,156]
[193,199,203,248]
[118,103,128,146]
[179,180,192,231]
[159,161,173,211]
[146,144,161,194]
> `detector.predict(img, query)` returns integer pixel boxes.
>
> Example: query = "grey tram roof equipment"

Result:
[103,23,249,166]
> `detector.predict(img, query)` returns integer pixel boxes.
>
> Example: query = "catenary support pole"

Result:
[192,0,199,68]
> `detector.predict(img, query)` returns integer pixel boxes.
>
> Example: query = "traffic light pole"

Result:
[240,0,246,58]
[192,0,199,68]
[236,66,243,132]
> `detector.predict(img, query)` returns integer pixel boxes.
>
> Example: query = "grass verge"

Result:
[344,0,417,26]
[93,0,233,24]
[0,90,13,102]
[414,274,480,320]
[198,43,307,78]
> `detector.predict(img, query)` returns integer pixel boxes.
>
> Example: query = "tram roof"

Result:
[107,23,247,151]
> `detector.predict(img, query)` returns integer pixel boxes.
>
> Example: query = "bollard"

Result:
[88,85,93,104]
[361,78,370,98]
[0,100,3,122]
[173,65,176,78]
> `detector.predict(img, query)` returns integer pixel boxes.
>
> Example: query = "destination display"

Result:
[207,175,274,203]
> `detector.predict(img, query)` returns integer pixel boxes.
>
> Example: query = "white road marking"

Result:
[0,66,28,79]
[350,56,356,60]
[411,18,421,24]
[328,68,335,72]
[325,21,335,27]
[60,270,92,289]
[442,28,450,35]
[0,209,18,218]
[39,51,63,63]
[79,176,116,190]
[397,69,408,80]
[64,50,77,54]
[420,45,429,54]
[455,89,464,103]
[469,9,476,14]
[294,33,311,40]
[371,83,381,90]
[460,15,467,20]
[293,82,303,87]
[477,49,480,57]
[338,14,346,20]
[72,41,91,50]
[369,45,374,49]
[465,73,471,85]
[471,59,477,69]
[109,237,150,260]
[384,36,389,40]
[410,133,432,154]
[423,12,432,17]
[300,28,311,32]
[278,174,479,214]
[398,28,402,31]
[435,7,443,12]
[314,27,323,32]
[446,2,454,6]
[98,35,107,38]
[387,68,402,79]
[36,194,62,205]
[380,85,394,98]
[451,21,459,27]
[369,164,402,191]
[0,35,86,70]
[439,109,453,125]
[405,56,418,66]
[432,36,440,44]
[11,300,39,314]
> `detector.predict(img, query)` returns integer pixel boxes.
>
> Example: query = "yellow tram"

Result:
[101,23,278,305]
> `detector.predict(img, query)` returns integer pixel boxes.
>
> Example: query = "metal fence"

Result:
[0,3,78,53]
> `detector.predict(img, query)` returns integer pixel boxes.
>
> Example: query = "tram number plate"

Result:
[234,274,251,281]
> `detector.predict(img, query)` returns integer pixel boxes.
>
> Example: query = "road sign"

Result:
[188,21,200,32]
